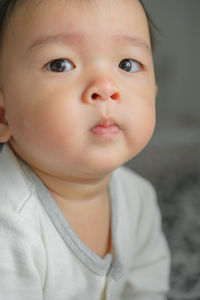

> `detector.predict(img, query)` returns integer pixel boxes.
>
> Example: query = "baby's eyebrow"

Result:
[25,32,84,55]
[25,32,150,54]
[115,35,150,52]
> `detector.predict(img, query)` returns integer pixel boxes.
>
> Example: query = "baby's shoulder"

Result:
[0,144,43,229]
[114,165,156,198]
[0,144,31,211]
[112,166,158,218]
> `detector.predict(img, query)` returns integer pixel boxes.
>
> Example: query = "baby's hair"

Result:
[140,1,157,50]
[0,0,157,54]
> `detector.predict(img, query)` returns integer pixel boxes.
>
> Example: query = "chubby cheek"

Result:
[27,105,81,150]
[124,94,156,156]
[7,91,81,156]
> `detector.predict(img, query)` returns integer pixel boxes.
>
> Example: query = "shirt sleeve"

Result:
[0,209,46,300]
[121,182,171,300]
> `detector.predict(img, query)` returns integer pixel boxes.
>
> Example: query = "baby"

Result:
[0,0,170,299]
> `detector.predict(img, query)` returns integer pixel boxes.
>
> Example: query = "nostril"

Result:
[90,92,120,101]
[111,92,120,100]
[91,93,99,100]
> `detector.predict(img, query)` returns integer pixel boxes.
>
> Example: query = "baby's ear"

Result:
[0,90,11,143]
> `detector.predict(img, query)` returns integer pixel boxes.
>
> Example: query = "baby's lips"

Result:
[90,118,120,138]
[92,118,119,129]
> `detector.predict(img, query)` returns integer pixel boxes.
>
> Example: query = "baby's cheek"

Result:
[24,105,80,151]
[125,103,155,152]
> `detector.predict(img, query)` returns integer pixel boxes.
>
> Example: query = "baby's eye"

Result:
[46,59,75,72]
[119,59,142,73]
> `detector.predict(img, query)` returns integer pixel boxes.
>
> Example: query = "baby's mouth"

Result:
[91,118,120,138]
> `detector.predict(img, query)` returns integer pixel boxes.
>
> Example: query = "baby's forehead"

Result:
[8,0,146,20]
[1,0,152,57]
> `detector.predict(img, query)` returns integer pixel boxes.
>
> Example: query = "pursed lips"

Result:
[91,118,120,137]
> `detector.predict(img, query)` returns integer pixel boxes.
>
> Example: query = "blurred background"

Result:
[128,0,200,181]
[126,1,200,299]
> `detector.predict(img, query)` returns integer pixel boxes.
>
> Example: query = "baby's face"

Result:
[0,0,156,178]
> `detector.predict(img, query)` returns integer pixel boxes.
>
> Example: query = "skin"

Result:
[0,0,156,205]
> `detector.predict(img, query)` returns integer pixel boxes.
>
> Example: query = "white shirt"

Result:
[0,144,170,300]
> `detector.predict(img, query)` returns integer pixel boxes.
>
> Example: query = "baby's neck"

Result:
[32,167,112,258]
[32,167,112,205]
[47,174,112,259]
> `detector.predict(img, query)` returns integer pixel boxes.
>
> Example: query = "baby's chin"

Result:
[42,153,129,180]
[77,150,136,177]
[71,142,142,175]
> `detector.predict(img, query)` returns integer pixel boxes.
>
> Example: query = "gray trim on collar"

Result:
[19,160,125,279]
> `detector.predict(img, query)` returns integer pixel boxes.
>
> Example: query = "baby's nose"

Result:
[82,79,120,104]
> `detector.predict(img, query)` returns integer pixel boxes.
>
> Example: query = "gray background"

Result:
[127,0,200,183]
[128,2,200,298]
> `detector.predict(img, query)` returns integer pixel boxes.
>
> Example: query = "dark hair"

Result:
[0,0,157,52]
[140,1,158,50]
[0,0,19,52]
